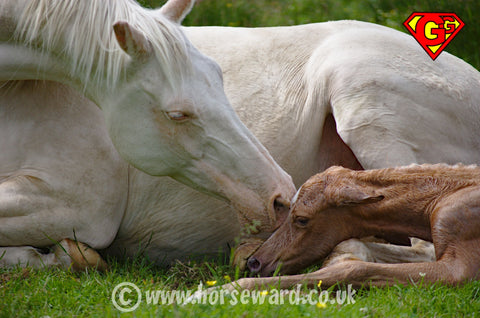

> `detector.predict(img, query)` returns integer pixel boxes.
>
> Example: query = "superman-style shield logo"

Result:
[404,13,465,60]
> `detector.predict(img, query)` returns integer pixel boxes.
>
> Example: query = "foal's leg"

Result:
[0,239,107,271]
[224,254,474,291]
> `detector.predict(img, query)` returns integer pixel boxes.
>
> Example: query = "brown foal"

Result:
[228,164,480,290]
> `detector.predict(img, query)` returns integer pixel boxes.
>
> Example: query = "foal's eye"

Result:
[294,216,310,227]
[166,111,189,122]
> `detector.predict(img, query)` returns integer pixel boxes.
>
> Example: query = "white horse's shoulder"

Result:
[0,81,128,248]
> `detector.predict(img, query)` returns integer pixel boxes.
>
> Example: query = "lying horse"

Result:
[239,164,480,288]
[2,0,480,271]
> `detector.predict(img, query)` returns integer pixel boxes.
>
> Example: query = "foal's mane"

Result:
[337,163,480,189]
[14,0,190,89]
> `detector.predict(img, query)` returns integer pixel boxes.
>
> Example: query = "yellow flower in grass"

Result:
[260,290,269,296]
[206,280,217,287]
[316,302,327,309]
[317,280,322,288]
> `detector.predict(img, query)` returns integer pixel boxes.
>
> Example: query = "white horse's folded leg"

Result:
[0,246,60,269]
[0,239,107,271]
[323,238,436,267]
[322,238,379,266]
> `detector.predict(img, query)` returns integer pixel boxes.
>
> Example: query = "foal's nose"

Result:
[247,257,262,273]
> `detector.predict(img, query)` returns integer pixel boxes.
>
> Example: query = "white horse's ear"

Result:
[159,0,195,24]
[113,21,153,59]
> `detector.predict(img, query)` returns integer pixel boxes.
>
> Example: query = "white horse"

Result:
[184,20,480,268]
[2,1,480,270]
[0,0,295,269]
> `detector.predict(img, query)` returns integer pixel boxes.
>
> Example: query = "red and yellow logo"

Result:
[403,13,464,60]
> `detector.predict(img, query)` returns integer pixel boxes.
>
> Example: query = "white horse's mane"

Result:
[14,0,191,89]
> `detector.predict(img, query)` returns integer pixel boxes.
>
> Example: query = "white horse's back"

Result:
[310,21,480,168]
[185,20,480,173]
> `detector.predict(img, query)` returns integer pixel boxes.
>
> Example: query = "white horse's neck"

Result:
[0,43,72,83]
[0,0,124,103]
[0,1,21,42]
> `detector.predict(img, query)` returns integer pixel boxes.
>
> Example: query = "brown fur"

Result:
[238,164,480,289]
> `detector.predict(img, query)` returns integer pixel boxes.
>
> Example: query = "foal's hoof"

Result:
[54,239,108,272]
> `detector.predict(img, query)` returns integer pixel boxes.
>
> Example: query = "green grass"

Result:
[2,260,480,317]
[3,1,479,317]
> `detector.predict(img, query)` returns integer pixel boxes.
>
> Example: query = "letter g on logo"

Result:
[111,282,142,312]
[404,12,464,60]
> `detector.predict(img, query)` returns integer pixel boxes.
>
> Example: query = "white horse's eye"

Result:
[166,111,189,122]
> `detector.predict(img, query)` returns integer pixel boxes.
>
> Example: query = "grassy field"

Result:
[2,259,480,317]
[2,1,480,317]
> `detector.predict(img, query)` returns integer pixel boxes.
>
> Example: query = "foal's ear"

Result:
[113,21,153,59]
[333,186,384,206]
[159,0,195,24]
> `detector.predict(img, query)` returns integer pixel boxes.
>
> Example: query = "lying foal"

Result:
[229,164,480,289]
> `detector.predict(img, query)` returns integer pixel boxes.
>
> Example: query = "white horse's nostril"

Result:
[273,197,289,214]
[273,197,290,229]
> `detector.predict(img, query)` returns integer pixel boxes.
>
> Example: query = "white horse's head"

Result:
[100,0,296,230]
[10,0,294,231]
